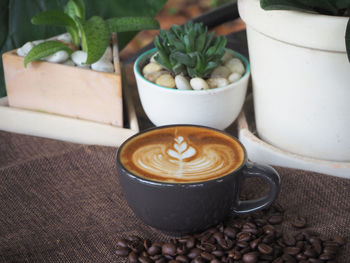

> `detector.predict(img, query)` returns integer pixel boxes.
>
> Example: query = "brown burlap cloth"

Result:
[0,130,349,262]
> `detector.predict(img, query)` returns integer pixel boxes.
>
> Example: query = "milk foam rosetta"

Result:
[119,126,245,183]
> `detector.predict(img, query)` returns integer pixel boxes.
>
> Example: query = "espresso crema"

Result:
[119,126,245,183]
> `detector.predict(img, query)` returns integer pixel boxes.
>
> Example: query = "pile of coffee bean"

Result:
[116,204,345,262]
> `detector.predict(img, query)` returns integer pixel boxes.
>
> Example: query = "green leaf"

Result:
[296,0,338,15]
[24,41,73,67]
[346,18,350,62]
[171,52,195,67]
[107,17,159,33]
[335,0,350,9]
[260,0,315,12]
[65,0,85,20]
[31,10,77,28]
[81,16,110,64]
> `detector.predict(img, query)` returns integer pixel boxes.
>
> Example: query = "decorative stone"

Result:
[190,77,209,90]
[207,78,229,89]
[221,50,233,64]
[155,74,176,88]
[175,75,192,90]
[71,50,90,68]
[62,59,75,66]
[210,66,231,79]
[56,33,72,44]
[142,62,163,75]
[16,42,34,57]
[44,50,69,63]
[101,46,112,62]
[32,39,45,45]
[225,58,245,75]
[228,72,242,83]
[144,71,168,82]
[91,59,114,73]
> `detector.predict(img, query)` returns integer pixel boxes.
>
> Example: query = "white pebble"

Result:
[56,33,72,44]
[144,71,168,82]
[221,50,233,64]
[225,58,245,75]
[101,46,112,62]
[17,42,34,56]
[207,78,229,89]
[210,66,231,79]
[228,72,242,83]
[175,75,192,90]
[142,62,163,75]
[91,59,114,73]
[190,77,209,90]
[71,50,90,68]
[32,39,45,45]
[155,74,176,88]
[150,52,159,63]
[44,50,69,63]
[62,59,75,66]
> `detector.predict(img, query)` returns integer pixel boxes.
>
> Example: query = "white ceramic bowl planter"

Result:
[134,48,250,130]
[238,0,350,162]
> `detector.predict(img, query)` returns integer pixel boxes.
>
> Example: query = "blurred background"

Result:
[0,0,245,97]
[119,0,245,60]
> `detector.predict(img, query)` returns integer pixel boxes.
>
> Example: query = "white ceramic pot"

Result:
[134,48,250,130]
[238,0,350,161]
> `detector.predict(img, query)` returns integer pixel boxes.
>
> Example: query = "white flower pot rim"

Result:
[134,48,250,94]
[238,0,348,52]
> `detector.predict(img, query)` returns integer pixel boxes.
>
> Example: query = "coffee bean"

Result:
[228,249,241,260]
[268,214,283,225]
[148,245,161,256]
[272,257,283,263]
[242,251,259,263]
[128,251,138,263]
[283,246,300,255]
[139,256,152,263]
[319,252,335,260]
[187,248,201,259]
[223,227,237,239]
[186,237,195,249]
[249,238,260,249]
[193,256,205,263]
[282,233,296,246]
[201,251,214,261]
[162,243,176,256]
[304,247,318,258]
[296,253,307,260]
[291,216,307,228]
[237,232,251,242]
[258,243,273,255]
[115,247,130,257]
[333,235,345,246]
[175,255,189,263]
[263,224,275,234]
[117,238,129,248]
[115,204,344,263]
[323,245,339,254]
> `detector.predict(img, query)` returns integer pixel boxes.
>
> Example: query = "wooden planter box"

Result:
[2,36,123,127]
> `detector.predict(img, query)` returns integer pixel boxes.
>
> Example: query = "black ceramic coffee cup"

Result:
[116,125,280,234]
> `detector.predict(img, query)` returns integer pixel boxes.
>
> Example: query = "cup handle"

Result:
[233,162,280,214]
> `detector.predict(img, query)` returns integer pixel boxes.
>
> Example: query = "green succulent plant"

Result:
[24,0,160,67]
[154,22,227,78]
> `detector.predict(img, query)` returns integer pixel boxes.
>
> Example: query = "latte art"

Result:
[119,126,245,183]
